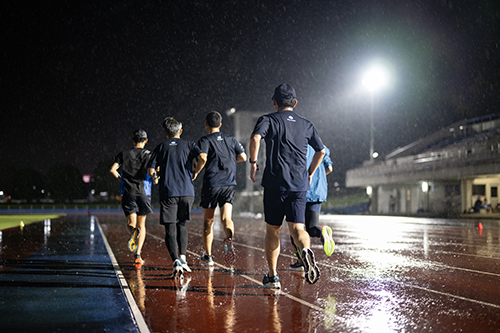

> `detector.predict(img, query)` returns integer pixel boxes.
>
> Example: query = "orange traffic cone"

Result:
[478,222,483,230]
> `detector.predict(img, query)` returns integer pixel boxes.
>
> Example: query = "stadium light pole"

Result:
[362,65,388,162]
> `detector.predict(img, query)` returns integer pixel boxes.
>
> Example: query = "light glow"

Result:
[362,66,389,92]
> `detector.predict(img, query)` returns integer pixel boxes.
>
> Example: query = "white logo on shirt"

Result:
[287,115,296,122]
[169,141,177,146]
[217,135,223,141]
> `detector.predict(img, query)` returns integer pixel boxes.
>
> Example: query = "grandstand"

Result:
[346,113,500,216]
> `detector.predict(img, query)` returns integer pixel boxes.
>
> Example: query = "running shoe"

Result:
[128,227,140,253]
[302,248,320,284]
[134,254,144,268]
[223,238,235,265]
[321,225,335,256]
[262,273,281,289]
[200,253,214,266]
[289,259,304,270]
[179,255,192,273]
[172,259,184,279]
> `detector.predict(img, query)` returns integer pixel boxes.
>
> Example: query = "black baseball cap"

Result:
[272,83,296,102]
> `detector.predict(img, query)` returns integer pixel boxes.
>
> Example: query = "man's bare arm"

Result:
[249,134,261,183]
[236,152,247,163]
[192,154,207,180]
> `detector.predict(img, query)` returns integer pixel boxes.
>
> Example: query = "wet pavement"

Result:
[0,216,140,332]
[1,213,499,332]
[99,213,500,333]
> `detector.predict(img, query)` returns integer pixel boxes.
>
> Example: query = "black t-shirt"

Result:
[148,138,202,199]
[197,132,245,188]
[252,110,324,192]
[114,147,152,196]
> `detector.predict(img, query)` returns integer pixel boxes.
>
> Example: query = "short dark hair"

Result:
[132,129,147,143]
[206,111,222,128]
[275,97,297,108]
[162,117,182,138]
[272,83,297,108]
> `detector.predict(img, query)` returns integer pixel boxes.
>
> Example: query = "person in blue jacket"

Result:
[290,145,335,269]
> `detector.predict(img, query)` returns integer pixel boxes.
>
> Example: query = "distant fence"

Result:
[0,204,121,214]
[323,202,370,215]
[0,204,204,215]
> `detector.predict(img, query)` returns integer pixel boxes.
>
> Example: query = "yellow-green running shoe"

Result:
[321,225,335,256]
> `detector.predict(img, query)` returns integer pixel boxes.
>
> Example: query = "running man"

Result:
[197,111,247,266]
[147,117,206,278]
[250,83,325,289]
[110,129,155,268]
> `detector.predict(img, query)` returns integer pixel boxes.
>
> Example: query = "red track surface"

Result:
[98,214,500,333]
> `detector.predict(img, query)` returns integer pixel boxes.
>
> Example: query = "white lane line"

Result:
[148,232,340,321]
[399,282,500,309]
[96,217,150,333]
[190,232,500,309]
[428,262,500,277]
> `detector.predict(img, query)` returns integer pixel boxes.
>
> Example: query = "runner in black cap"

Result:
[249,83,325,288]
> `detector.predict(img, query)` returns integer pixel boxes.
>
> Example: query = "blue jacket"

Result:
[306,145,333,203]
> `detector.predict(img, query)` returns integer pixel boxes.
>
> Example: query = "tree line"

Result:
[3,161,121,203]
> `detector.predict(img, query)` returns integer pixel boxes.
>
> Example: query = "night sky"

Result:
[2,0,499,190]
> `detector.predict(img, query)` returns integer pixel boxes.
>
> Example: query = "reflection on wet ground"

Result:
[1,214,498,332]
[99,214,500,332]
[0,216,139,332]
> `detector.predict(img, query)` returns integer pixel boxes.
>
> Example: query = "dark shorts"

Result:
[263,189,307,226]
[200,185,236,209]
[122,193,153,216]
[160,196,194,224]
[306,202,322,214]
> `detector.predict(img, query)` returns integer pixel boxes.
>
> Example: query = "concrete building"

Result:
[346,113,500,216]
[230,110,266,214]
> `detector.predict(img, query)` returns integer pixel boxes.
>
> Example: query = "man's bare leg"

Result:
[126,212,137,233]
[288,221,320,284]
[265,223,282,277]
[136,215,146,255]
[202,208,216,256]
[220,203,236,264]
[220,203,234,239]
[287,221,310,252]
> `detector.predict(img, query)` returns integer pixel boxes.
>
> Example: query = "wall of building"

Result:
[371,181,464,216]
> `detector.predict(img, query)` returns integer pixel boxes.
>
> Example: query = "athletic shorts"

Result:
[263,189,307,226]
[122,193,153,216]
[200,185,235,209]
[160,196,194,224]
[306,202,322,214]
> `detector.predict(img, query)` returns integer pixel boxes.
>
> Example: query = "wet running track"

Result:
[1,213,499,332]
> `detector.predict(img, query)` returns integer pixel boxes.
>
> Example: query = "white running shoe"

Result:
[180,255,192,272]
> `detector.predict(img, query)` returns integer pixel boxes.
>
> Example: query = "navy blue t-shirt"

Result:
[252,110,324,192]
[197,132,245,188]
[148,138,202,199]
